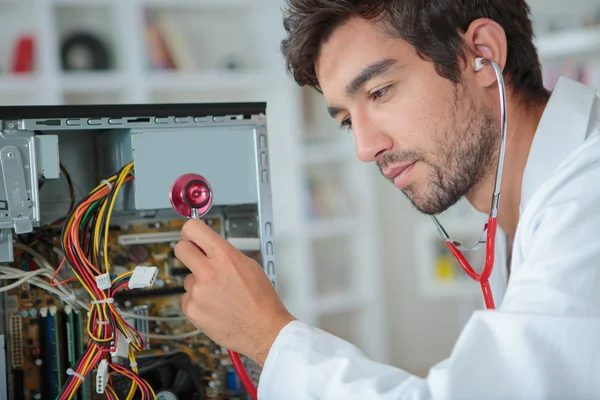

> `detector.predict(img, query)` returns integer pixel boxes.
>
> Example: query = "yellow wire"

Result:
[62,162,158,399]
[66,346,99,400]
[125,347,139,400]
[103,162,133,274]
[95,163,131,272]
[114,271,134,282]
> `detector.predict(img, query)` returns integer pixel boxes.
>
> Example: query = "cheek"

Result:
[376,91,442,150]
[412,161,433,184]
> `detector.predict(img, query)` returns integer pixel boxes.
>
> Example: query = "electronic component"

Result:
[0,103,276,400]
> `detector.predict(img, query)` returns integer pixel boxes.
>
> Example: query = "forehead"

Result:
[315,17,415,95]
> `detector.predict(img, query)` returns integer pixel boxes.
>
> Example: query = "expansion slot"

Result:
[64,306,78,400]
[117,231,261,251]
[73,309,91,400]
[50,306,65,397]
[9,314,23,368]
[133,305,150,350]
[12,370,24,399]
[64,306,76,368]
[40,306,64,399]
[113,285,185,300]
[39,308,49,400]
[0,335,8,400]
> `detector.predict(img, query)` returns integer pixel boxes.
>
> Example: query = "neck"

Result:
[466,94,548,240]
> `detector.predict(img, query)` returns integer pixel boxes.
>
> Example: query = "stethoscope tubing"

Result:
[430,58,508,310]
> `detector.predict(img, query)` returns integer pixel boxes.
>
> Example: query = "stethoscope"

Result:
[430,57,507,310]
[170,174,259,399]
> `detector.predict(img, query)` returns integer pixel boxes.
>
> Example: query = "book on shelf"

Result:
[543,59,600,90]
[143,10,197,71]
[305,176,360,221]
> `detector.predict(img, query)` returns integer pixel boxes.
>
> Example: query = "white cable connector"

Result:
[128,266,159,289]
[95,273,111,291]
[110,331,130,358]
[96,359,109,394]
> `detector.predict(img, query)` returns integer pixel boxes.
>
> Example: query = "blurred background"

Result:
[0,0,598,378]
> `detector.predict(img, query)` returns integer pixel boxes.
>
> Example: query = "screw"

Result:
[6,152,14,158]
[8,123,15,129]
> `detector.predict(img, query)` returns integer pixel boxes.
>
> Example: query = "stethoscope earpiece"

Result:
[474,57,486,72]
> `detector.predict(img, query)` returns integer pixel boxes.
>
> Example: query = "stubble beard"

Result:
[379,87,499,215]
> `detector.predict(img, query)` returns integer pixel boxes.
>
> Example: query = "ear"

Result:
[463,18,508,87]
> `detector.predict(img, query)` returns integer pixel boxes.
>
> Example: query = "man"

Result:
[174,0,600,398]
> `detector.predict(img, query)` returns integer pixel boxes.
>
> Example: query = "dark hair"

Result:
[280,0,550,104]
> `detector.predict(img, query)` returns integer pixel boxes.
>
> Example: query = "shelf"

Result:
[316,292,371,315]
[414,219,486,299]
[419,279,481,299]
[0,74,43,92]
[303,137,355,164]
[148,70,269,91]
[536,26,600,60]
[60,71,126,92]
[304,217,362,239]
[52,0,117,5]
[139,0,264,9]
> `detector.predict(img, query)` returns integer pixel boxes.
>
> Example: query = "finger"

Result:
[183,273,195,293]
[174,240,210,277]
[181,292,194,321]
[180,219,233,257]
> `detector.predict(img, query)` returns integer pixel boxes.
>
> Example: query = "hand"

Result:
[174,219,295,367]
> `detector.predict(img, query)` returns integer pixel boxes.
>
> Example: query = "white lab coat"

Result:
[257,76,600,399]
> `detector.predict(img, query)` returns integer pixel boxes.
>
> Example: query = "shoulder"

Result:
[519,132,600,236]
[505,132,600,315]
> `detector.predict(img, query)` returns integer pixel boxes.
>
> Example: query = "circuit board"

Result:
[3,240,92,400]
[3,214,261,400]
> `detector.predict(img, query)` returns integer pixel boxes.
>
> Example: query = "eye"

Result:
[369,85,391,101]
[340,117,352,131]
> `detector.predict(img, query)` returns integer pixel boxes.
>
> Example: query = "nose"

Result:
[352,113,393,162]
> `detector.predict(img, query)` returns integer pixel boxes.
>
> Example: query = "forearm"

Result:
[257,320,427,399]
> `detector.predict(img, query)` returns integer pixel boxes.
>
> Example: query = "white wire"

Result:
[0,266,88,310]
[143,330,202,340]
[3,241,87,309]
[0,269,47,292]
[5,243,201,338]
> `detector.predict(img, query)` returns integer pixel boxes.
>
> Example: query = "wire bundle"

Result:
[57,161,157,400]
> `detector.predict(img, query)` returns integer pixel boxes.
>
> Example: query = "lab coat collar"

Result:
[519,77,598,216]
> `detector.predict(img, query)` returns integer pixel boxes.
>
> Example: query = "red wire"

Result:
[445,216,497,310]
[228,350,258,400]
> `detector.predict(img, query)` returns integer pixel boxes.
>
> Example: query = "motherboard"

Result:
[3,213,261,400]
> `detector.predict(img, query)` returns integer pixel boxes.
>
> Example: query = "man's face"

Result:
[315,17,499,215]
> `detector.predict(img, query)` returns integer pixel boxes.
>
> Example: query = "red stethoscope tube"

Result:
[445,216,497,309]
[229,350,258,399]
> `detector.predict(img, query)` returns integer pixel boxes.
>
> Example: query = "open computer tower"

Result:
[0,102,276,400]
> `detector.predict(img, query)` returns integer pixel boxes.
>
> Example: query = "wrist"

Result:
[253,313,295,367]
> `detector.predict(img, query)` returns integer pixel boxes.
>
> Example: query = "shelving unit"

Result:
[275,84,389,362]
[0,0,390,364]
[535,25,600,61]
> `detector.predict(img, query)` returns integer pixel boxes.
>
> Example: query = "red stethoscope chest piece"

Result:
[169,173,213,218]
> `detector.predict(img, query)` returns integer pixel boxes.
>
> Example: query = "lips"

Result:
[383,162,416,180]
[382,161,417,189]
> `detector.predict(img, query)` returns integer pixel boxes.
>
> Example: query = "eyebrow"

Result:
[327,58,401,118]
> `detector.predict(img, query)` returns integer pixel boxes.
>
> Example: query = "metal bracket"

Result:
[0,145,33,234]
[0,229,13,263]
